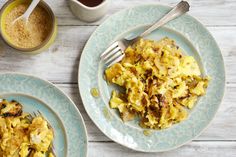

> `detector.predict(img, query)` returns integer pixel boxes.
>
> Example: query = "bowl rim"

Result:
[69,0,109,10]
[0,0,56,52]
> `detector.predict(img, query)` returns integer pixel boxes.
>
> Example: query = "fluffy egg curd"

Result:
[0,99,54,157]
[105,37,209,129]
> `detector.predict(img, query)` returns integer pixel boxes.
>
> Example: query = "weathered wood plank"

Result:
[56,83,236,142]
[38,0,236,26]
[0,0,235,155]
[0,0,235,26]
[0,26,96,83]
[0,26,235,83]
[88,141,236,157]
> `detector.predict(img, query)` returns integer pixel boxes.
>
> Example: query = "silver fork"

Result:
[100,1,190,67]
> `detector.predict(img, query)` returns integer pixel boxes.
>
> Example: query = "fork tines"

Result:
[100,41,125,67]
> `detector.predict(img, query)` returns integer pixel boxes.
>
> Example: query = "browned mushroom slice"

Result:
[0,99,23,117]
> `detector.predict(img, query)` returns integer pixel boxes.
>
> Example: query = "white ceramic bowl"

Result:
[68,0,109,22]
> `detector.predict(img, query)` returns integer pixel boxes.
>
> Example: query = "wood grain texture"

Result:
[56,83,236,142]
[35,0,236,26]
[0,26,235,83]
[87,142,236,157]
[0,0,236,26]
[0,0,235,155]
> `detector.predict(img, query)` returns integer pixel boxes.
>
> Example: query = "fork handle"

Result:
[139,1,190,38]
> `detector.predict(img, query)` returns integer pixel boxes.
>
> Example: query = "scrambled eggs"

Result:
[105,37,209,129]
[0,99,54,157]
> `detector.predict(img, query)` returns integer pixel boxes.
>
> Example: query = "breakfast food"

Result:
[0,99,54,157]
[4,3,52,48]
[90,88,100,98]
[105,37,209,129]
[0,99,22,117]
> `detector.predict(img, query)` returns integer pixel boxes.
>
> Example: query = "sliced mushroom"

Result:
[0,100,23,117]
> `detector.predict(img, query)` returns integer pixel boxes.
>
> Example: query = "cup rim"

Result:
[70,0,109,10]
[0,0,56,52]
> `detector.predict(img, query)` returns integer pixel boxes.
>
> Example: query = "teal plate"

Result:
[0,73,87,157]
[79,4,225,152]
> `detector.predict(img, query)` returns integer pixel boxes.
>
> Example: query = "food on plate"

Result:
[105,37,209,129]
[90,87,100,98]
[143,130,152,136]
[0,99,54,157]
[0,99,22,117]
[5,3,52,48]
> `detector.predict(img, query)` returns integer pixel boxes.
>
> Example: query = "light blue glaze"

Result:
[0,73,87,157]
[79,4,225,152]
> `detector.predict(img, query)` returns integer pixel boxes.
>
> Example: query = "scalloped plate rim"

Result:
[78,4,225,152]
[0,72,88,157]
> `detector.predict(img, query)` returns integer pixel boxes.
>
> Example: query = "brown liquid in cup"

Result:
[78,0,104,7]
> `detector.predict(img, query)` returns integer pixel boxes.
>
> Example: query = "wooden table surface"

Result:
[0,0,235,156]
